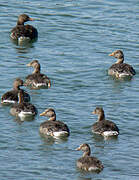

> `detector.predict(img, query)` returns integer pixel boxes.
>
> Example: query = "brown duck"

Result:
[1,78,30,105]
[92,107,119,137]
[25,60,51,89]
[10,90,37,119]
[108,50,136,78]
[39,108,70,137]
[76,143,103,172]
[10,14,38,43]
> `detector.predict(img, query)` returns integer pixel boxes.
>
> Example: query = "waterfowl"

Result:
[108,50,136,78]
[39,108,70,137]
[92,107,119,137]
[25,60,51,89]
[76,143,103,172]
[10,14,38,43]
[10,90,37,119]
[1,78,30,105]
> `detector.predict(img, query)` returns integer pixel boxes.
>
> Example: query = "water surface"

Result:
[0,0,139,179]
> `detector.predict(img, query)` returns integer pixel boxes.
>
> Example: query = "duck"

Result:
[1,78,30,105]
[76,143,104,172]
[10,14,38,43]
[25,60,51,89]
[108,50,136,78]
[92,107,119,137]
[39,108,70,137]
[10,90,37,119]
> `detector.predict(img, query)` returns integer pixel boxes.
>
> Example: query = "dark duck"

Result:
[92,107,119,137]
[10,14,38,43]
[10,90,37,119]
[108,50,136,78]
[1,78,30,105]
[76,143,104,172]
[25,60,51,89]
[39,108,70,138]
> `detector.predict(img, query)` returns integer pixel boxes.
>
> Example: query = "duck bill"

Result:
[40,112,46,116]
[26,62,31,67]
[109,52,114,56]
[29,17,34,21]
[92,111,96,114]
[75,146,81,151]
[48,80,51,88]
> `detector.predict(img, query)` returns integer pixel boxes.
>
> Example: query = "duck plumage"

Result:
[76,143,103,172]
[10,90,37,118]
[39,108,70,137]
[25,60,51,89]
[92,107,119,137]
[1,78,30,105]
[108,50,136,78]
[10,14,38,42]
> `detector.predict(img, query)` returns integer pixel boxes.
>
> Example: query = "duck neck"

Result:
[17,20,24,25]
[18,92,24,104]
[33,65,41,74]
[49,114,56,121]
[115,58,124,64]
[83,148,91,157]
[98,112,105,121]
[13,84,20,91]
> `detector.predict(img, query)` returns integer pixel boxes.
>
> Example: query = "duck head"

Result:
[17,14,34,25]
[109,50,124,64]
[40,108,56,121]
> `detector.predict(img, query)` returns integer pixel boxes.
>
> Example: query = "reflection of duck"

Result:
[108,50,136,78]
[76,143,103,172]
[1,78,30,105]
[92,107,119,137]
[39,108,70,137]
[10,14,38,43]
[25,60,51,89]
[10,90,37,119]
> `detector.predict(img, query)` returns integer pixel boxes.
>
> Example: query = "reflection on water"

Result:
[39,132,69,145]
[15,45,34,54]
[92,133,118,142]
[12,115,36,124]
[77,177,92,180]
[10,37,37,47]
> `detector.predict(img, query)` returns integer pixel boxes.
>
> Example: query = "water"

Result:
[0,0,139,179]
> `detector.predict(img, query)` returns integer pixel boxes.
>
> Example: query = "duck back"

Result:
[77,156,103,172]
[11,24,38,41]
[109,63,136,77]
[40,120,70,137]
[92,120,119,135]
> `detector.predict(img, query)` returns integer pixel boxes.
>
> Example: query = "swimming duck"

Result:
[76,143,103,172]
[39,108,70,137]
[10,90,37,119]
[10,14,38,43]
[1,78,30,105]
[25,60,51,89]
[92,107,119,137]
[108,50,136,78]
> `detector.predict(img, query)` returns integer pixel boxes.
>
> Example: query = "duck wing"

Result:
[25,73,50,87]
[109,63,136,76]
[1,90,18,102]
[12,102,37,114]
[92,120,119,134]
[77,156,103,171]
[11,25,38,40]
[40,120,69,134]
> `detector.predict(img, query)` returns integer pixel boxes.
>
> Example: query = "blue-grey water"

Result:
[0,0,139,179]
